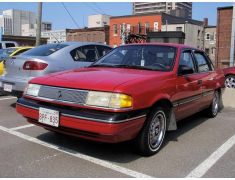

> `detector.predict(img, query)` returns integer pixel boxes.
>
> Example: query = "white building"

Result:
[0,14,12,35]
[0,9,52,36]
[41,30,66,44]
[88,14,111,28]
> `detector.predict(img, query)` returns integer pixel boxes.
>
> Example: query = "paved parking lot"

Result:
[0,95,235,178]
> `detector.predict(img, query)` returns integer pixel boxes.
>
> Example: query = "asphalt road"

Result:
[0,95,235,178]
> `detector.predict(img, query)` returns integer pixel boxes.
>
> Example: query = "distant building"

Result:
[88,14,111,28]
[216,6,235,68]
[109,13,162,47]
[0,9,52,36]
[204,26,216,65]
[2,35,48,46]
[133,2,192,19]
[66,26,109,44]
[41,30,67,44]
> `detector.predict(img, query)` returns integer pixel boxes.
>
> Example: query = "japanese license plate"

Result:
[3,83,12,92]
[39,107,59,127]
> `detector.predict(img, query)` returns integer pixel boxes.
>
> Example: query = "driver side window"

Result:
[178,51,196,75]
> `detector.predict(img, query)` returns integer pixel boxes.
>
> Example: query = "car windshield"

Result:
[90,45,177,71]
[22,43,68,56]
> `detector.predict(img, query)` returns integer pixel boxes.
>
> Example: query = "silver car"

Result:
[0,42,112,97]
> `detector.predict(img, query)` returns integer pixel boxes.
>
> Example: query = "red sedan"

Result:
[16,43,225,156]
[223,67,235,88]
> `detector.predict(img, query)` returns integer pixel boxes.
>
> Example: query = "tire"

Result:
[205,91,220,118]
[134,106,167,156]
[225,75,235,88]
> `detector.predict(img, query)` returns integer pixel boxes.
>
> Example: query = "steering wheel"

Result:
[151,63,167,70]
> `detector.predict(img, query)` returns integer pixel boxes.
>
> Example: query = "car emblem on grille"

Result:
[57,90,62,99]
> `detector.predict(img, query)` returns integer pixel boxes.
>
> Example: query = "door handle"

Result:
[198,80,202,85]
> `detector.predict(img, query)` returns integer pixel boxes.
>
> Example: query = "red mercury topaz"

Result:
[16,43,225,156]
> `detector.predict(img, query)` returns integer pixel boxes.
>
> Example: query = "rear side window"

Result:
[0,43,2,49]
[70,45,98,62]
[194,52,211,73]
[6,43,16,48]
[22,44,68,56]
[96,45,112,57]
[13,48,31,56]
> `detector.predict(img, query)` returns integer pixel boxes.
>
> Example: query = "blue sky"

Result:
[0,2,232,30]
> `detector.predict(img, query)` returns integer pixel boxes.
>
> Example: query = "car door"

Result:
[193,50,216,109]
[70,45,99,68]
[174,49,203,120]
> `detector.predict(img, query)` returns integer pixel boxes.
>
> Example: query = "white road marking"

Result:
[0,97,17,101]
[0,126,154,178]
[10,124,35,131]
[186,134,235,178]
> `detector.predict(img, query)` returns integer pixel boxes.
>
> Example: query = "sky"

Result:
[0,2,233,30]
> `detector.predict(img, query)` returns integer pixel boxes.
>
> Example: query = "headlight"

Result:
[24,84,41,97]
[86,91,133,109]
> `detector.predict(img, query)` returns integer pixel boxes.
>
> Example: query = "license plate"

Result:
[3,83,12,92]
[39,107,60,127]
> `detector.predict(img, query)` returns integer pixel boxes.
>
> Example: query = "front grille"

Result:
[38,86,88,104]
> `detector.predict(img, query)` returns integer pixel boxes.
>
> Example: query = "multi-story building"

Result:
[41,29,67,44]
[204,26,216,65]
[133,2,192,19]
[66,26,109,44]
[216,6,235,68]
[88,14,111,28]
[0,9,52,36]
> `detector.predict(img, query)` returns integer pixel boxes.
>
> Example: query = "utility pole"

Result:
[36,2,42,46]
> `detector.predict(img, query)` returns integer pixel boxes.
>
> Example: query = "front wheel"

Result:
[225,75,235,88]
[134,106,167,156]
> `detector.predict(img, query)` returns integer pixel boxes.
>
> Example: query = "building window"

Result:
[138,22,142,34]
[176,27,182,31]
[126,24,131,33]
[206,33,210,40]
[113,24,118,35]
[154,22,159,32]
[145,22,150,33]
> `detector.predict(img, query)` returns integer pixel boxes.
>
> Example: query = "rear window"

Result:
[22,44,68,56]
[6,43,16,48]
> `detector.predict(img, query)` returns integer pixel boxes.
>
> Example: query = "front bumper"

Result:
[0,76,31,97]
[16,97,147,143]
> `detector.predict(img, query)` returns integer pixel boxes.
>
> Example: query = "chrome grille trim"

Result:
[38,85,88,105]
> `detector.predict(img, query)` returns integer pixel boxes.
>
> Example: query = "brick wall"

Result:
[216,7,233,68]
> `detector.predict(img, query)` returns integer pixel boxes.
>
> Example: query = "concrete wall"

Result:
[223,88,235,108]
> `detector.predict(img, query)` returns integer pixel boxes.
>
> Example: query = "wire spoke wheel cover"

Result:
[148,110,166,152]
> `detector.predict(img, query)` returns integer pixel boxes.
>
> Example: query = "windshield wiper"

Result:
[89,64,119,68]
[111,64,157,71]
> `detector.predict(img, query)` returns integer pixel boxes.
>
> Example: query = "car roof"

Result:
[122,43,201,51]
[60,41,110,47]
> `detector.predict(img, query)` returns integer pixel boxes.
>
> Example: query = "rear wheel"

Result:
[225,75,235,88]
[134,106,167,156]
[205,91,220,118]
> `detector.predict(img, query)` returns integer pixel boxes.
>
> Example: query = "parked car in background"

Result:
[16,43,225,156]
[0,41,18,49]
[0,42,112,97]
[223,67,235,88]
[0,47,33,76]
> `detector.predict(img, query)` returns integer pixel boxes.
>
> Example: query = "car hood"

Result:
[30,67,164,92]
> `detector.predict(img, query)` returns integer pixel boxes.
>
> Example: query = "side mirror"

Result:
[178,65,194,76]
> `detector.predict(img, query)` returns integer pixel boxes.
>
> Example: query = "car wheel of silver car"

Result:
[206,91,220,118]
[225,75,235,88]
[135,106,167,156]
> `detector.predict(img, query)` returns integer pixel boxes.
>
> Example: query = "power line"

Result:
[61,2,80,29]
[84,3,102,14]
[92,2,106,14]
